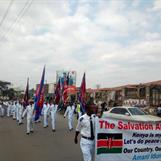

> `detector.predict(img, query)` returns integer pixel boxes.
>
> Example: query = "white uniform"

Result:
[0,105,4,117]
[22,104,34,134]
[10,103,14,116]
[16,103,20,121]
[50,103,58,130]
[7,103,11,117]
[12,103,16,119]
[76,114,95,161]
[18,104,24,124]
[43,103,50,127]
[64,105,75,130]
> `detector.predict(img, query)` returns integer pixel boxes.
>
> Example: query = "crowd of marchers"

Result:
[0,99,105,161]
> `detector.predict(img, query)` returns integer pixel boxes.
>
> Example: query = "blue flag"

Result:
[34,66,45,121]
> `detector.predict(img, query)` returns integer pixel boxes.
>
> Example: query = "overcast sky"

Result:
[0,0,161,89]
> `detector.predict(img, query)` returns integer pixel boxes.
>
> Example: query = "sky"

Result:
[0,0,161,89]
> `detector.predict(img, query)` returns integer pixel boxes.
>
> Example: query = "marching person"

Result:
[7,102,11,117]
[42,102,50,128]
[50,100,58,132]
[10,102,15,117]
[22,100,34,135]
[76,102,82,119]
[64,102,75,131]
[0,101,5,117]
[12,102,17,120]
[16,101,20,122]
[18,102,24,125]
[74,100,97,161]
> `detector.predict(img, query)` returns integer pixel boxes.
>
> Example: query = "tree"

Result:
[0,80,11,99]
[0,80,11,90]
[6,88,15,100]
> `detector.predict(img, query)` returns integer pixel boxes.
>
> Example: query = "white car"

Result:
[103,106,161,122]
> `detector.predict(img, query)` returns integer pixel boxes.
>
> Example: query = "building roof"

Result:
[143,80,161,86]
[86,80,161,93]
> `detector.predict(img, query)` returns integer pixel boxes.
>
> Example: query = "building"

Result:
[87,80,161,107]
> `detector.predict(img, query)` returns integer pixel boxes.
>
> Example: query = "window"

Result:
[110,108,130,115]
[128,107,145,115]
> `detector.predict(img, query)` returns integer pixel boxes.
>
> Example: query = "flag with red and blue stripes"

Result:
[79,73,86,114]
[34,66,45,121]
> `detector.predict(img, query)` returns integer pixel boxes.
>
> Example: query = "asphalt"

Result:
[0,113,82,161]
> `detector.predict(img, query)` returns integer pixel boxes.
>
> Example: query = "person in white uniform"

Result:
[74,100,97,161]
[64,102,75,131]
[10,102,14,116]
[50,100,58,132]
[43,102,50,128]
[22,101,34,135]
[0,102,5,117]
[12,102,17,120]
[7,102,11,117]
[18,102,24,125]
[16,101,21,122]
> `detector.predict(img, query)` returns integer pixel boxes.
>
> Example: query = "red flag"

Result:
[23,78,29,107]
[63,77,68,104]
[79,73,86,113]
[55,78,61,104]
[81,73,86,99]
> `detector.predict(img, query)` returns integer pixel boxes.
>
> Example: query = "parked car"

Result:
[103,106,161,122]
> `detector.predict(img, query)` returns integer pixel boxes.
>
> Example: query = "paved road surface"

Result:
[0,113,82,161]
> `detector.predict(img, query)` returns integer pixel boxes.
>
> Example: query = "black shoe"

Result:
[69,128,73,131]
[26,133,30,135]
[52,129,56,132]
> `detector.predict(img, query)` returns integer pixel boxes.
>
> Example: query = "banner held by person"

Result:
[95,118,161,161]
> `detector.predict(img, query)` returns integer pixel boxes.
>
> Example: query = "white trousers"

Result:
[43,114,48,127]
[13,111,16,119]
[16,109,19,121]
[78,112,82,119]
[0,107,4,116]
[51,112,56,130]
[7,107,10,117]
[27,118,33,133]
[80,138,95,161]
[18,112,23,123]
[68,117,73,130]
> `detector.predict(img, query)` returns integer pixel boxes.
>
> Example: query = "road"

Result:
[0,113,82,161]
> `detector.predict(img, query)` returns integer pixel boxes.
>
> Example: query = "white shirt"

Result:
[22,104,34,119]
[19,104,24,114]
[50,104,58,113]
[43,104,50,115]
[76,113,95,138]
[64,105,75,119]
